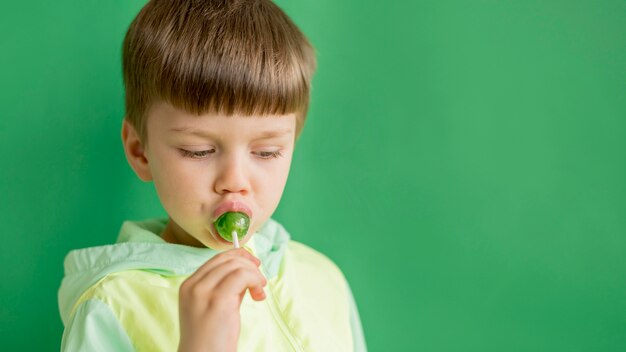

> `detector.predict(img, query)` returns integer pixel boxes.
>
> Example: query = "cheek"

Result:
[152,170,183,213]
[150,155,207,212]
[255,158,292,203]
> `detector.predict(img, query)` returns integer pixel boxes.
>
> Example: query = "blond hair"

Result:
[122,0,317,142]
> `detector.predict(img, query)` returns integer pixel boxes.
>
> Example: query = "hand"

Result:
[178,248,267,352]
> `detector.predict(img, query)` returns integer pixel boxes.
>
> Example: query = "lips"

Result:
[210,201,253,245]
[212,201,253,221]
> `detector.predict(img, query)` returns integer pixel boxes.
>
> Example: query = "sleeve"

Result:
[61,299,135,352]
[346,282,368,352]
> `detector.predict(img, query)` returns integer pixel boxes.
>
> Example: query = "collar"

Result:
[115,217,290,279]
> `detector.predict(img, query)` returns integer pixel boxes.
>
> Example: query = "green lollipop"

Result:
[214,211,250,244]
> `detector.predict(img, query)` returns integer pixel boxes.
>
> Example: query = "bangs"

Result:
[123,0,316,139]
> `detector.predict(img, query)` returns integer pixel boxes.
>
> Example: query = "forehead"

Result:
[147,101,296,137]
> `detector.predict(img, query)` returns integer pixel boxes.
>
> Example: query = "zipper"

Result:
[263,270,305,352]
[246,240,304,351]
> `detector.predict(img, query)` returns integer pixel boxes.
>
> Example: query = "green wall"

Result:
[1,0,624,350]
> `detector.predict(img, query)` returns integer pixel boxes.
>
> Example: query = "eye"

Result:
[179,148,215,159]
[254,150,283,159]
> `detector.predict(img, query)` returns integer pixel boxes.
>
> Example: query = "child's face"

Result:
[135,101,296,249]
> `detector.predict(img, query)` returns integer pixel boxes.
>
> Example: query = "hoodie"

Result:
[58,218,367,351]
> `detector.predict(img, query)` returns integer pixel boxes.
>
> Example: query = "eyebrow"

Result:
[170,127,209,136]
[170,127,293,140]
[252,128,294,140]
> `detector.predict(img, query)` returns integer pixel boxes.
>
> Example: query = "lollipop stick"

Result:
[232,231,240,248]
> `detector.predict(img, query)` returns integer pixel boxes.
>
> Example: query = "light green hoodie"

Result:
[58,218,367,351]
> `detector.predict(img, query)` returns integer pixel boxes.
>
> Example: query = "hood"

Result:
[58,217,290,326]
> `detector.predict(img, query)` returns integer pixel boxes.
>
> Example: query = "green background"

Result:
[1,0,624,350]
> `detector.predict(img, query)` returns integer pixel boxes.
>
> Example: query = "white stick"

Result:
[232,231,240,248]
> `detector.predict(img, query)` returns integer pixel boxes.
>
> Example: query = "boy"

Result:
[57,0,367,351]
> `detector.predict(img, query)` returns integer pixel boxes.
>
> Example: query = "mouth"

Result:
[212,201,253,221]
[210,201,253,243]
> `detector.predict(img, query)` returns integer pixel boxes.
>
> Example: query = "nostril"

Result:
[213,159,250,194]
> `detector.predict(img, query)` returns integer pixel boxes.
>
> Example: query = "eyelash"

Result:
[257,150,283,159]
[178,149,282,160]
[179,149,214,159]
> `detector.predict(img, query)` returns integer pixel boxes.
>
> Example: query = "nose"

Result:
[214,152,250,195]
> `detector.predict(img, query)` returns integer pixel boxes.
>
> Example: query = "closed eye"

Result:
[255,150,283,159]
[179,149,215,159]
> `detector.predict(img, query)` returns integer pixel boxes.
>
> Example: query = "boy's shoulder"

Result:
[281,239,349,293]
[270,239,356,351]
[285,240,344,274]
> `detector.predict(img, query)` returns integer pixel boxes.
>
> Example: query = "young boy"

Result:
[57,0,366,351]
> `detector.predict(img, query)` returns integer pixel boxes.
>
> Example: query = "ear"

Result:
[121,119,153,182]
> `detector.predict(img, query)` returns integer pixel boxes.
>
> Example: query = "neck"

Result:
[160,218,205,248]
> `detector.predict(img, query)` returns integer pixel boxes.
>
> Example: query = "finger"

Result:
[206,248,260,270]
[212,267,267,304]
[238,248,261,266]
[223,248,261,266]
[197,256,261,289]
[182,257,260,299]
[185,249,260,286]
[249,286,266,301]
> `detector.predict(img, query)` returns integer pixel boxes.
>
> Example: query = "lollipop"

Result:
[214,212,250,248]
